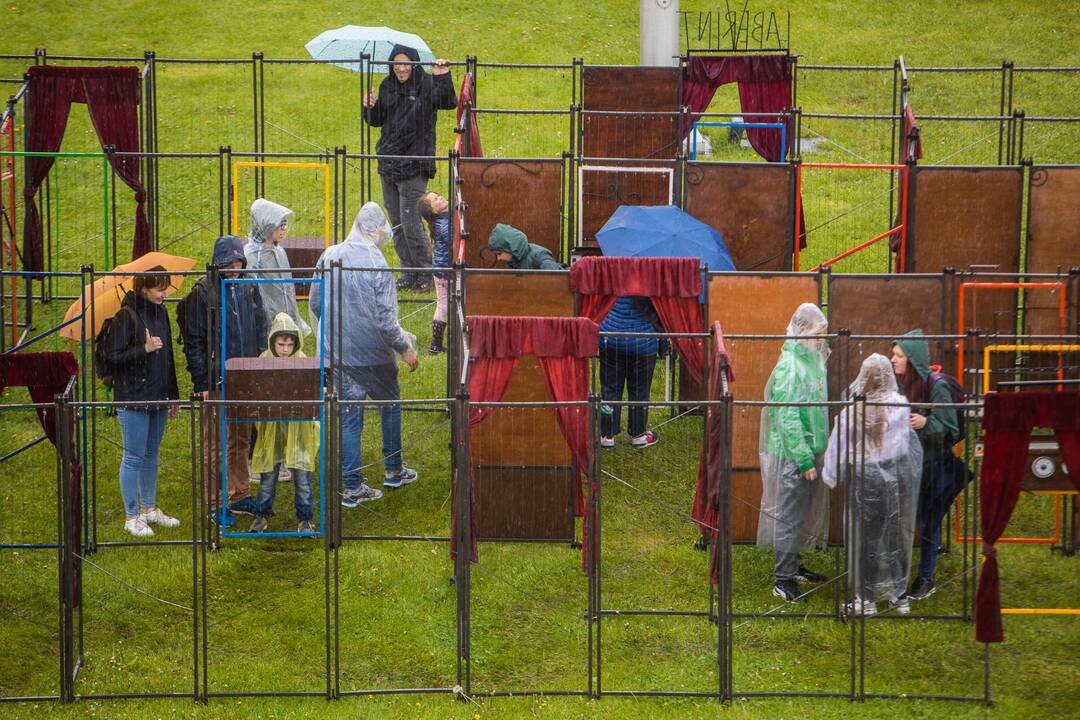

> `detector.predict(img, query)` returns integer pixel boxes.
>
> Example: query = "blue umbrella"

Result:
[596,205,735,272]
[305,25,436,73]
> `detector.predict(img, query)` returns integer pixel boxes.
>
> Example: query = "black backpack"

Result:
[93,306,137,389]
[927,370,966,444]
[175,277,208,345]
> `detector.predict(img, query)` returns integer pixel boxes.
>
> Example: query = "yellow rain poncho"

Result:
[250,312,321,474]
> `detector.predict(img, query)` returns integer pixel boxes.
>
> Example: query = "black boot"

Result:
[428,320,446,355]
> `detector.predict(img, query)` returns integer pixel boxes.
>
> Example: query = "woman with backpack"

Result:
[102,267,180,537]
[891,329,964,601]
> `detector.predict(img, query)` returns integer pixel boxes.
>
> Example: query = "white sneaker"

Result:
[890,596,911,615]
[139,507,180,528]
[599,436,615,448]
[124,516,154,537]
[844,598,877,617]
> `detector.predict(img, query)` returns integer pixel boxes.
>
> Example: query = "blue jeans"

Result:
[919,520,941,582]
[599,346,657,438]
[116,407,168,517]
[254,463,313,522]
[338,364,403,491]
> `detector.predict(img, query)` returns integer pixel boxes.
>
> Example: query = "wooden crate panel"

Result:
[684,163,793,271]
[458,159,564,268]
[473,465,575,541]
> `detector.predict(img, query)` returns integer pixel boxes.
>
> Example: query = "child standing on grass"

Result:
[417,191,451,354]
[249,312,320,534]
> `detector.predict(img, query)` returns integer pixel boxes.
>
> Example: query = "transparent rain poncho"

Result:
[309,202,414,368]
[757,303,831,553]
[244,198,311,337]
[823,353,923,604]
[250,312,321,474]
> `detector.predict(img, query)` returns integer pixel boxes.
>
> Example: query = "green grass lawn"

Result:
[3,1,1080,718]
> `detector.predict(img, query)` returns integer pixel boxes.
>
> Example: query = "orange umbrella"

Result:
[60,252,198,341]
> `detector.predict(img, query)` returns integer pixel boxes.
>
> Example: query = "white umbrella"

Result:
[305,25,436,73]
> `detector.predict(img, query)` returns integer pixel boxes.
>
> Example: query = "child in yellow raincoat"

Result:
[250,312,321,533]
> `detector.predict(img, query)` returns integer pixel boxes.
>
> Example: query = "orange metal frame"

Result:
[954,281,1070,544]
[2,115,15,346]
[793,163,909,272]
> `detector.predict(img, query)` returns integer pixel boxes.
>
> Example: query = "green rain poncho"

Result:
[250,312,321,474]
[757,303,831,553]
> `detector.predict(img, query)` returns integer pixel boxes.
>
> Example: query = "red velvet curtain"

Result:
[901,104,924,163]
[456,316,600,564]
[24,65,149,272]
[976,392,1080,643]
[455,72,483,158]
[570,256,705,383]
[690,322,736,584]
[0,351,79,443]
[682,55,792,162]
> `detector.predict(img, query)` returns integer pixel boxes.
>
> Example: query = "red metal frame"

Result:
[793,163,909,273]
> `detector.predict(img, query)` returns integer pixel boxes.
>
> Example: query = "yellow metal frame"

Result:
[981,344,1080,395]
[1001,608,1080,615]
[231,161,332,246]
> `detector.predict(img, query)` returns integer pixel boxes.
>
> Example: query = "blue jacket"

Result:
[432,214,450,276]
[600,297,659,356]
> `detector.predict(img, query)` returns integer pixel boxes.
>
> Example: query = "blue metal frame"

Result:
[691,121,787,161]
[218,276,326,538]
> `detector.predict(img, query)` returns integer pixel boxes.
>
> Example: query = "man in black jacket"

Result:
[182,234,268,527]
[362,43,456,293]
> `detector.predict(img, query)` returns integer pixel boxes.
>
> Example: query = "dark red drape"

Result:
[901,104,923,163]
[24,65,149,272]
[457,316,600,564]
[0,351,79,443]
[976,391,1080,643]
[571,256,706,384]
[682,55,792,163]
[690,323,736,584]
[455,72,483,158]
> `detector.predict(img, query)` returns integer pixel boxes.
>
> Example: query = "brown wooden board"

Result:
[684,163,794,271]
[581,66,680,160]
[458,159,564,268]
[706,273,820,542]
[473,466,575,541]
[224,357,321,420]
[462,271,576,539]
[1027,166,1080,276]
[827,274,950,395]
[280,236,326,296]
[906,166,1023,274]
[579,163,676,247]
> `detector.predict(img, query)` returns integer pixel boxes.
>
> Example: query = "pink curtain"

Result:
[24,65,149,271]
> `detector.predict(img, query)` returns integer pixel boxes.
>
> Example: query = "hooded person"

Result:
[486,223,563,270]
[310,202,420,507]
[891,328,964,601]
[362,44,457,292]
[249,312,320,534]
[243,198,311,337]
[823,353,922,616]
[758,302,832,602]
[180,234,269,528]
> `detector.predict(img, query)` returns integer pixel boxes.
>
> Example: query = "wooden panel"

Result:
[579,164,675,246]
[224,357,321,420]
[827,275,950,394]
[280,236,326,295]
[458,159,564,268]
[1026,167,1080,336]
[707,274,820,542]
[582,66,679,160]
[470,360,572,467]
[1027,166,1080,275]
[463,271,573,318]
[684,163,793,271]
[907,167,1022,274]
[474,465,575,541]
